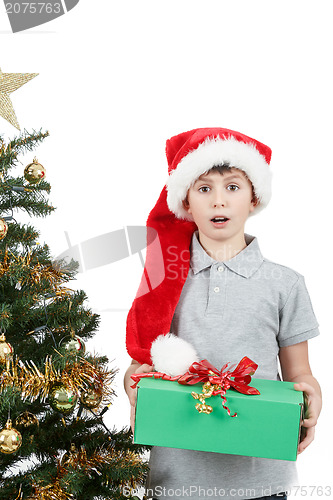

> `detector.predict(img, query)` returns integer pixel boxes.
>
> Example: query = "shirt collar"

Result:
[190,231,264,278]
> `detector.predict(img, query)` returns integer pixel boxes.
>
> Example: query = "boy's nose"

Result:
[213,195,226,207]
[212,187,226,207]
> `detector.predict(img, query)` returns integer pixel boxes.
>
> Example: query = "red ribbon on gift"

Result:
[131,356,260,417]
[131,371,181,388]
[177,356,260,417]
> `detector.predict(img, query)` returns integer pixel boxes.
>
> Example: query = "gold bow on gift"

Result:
[177,357,260,417]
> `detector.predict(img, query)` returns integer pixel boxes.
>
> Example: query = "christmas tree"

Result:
[0,130,148,499]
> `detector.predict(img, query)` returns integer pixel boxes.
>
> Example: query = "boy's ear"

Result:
[182,196,191,213]
[251,195,260,210]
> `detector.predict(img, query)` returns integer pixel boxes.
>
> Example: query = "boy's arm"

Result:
[124,359,154,433]
[124,359,141,407]
[279,340,322,454]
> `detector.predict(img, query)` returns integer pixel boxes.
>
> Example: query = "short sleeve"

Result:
[278,275,320,347]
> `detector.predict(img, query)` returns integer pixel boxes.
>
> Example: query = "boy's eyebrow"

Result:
[222,173,246,181]
[195,172,245,183]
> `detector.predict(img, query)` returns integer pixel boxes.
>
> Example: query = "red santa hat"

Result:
[126,127,272,376]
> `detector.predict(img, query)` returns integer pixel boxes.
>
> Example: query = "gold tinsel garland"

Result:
[26,481,74,500]
[0,248,71,291]
[0,247,10,279]
[0,355,115,406]
[22,447,146,499]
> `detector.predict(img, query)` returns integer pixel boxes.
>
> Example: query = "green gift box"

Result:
[134,377,304,461]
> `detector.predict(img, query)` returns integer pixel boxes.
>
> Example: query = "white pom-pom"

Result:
[151,333,199,376]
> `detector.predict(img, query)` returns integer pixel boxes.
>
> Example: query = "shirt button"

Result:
[217,266,224,272]
[214,287,220,293]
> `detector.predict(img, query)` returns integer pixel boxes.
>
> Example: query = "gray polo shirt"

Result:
[146,232,319,500]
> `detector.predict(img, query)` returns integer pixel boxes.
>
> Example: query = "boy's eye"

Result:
[198,186,210,193]
[227,184,239,191]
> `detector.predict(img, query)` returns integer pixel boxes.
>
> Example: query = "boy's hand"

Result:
[294,382,321,454]
[279,342,322,455]
[124,362,154,434]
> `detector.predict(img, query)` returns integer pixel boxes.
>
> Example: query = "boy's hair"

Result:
[183,163,259,207]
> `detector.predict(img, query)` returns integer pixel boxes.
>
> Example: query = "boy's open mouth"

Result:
[210,217,229,223]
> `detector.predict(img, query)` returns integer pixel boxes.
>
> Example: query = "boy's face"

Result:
[183,168,257,249]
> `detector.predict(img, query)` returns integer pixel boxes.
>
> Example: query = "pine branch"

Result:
[0,223,40,248]
[0,130,49,175]
[0,184,55,218]
[0,302,12,331]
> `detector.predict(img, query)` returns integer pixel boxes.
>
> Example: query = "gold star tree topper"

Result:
[0,68,38,130]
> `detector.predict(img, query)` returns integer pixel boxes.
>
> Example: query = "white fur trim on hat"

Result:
[151,333,199,377]
[166,136,272,220]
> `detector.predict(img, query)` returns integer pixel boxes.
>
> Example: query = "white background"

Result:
[0,1,332,497]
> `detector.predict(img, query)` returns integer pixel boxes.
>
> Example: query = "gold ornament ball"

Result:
[0,218,8,240]
[0,419,22,454]
[59,335,86,355]
[15,411,39,429]
[0,333,13,363]
[80,387,103,409]
[24,157,46,184]
[49,383,78,415]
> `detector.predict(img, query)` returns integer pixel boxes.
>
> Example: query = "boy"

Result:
[124,127,322,500]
